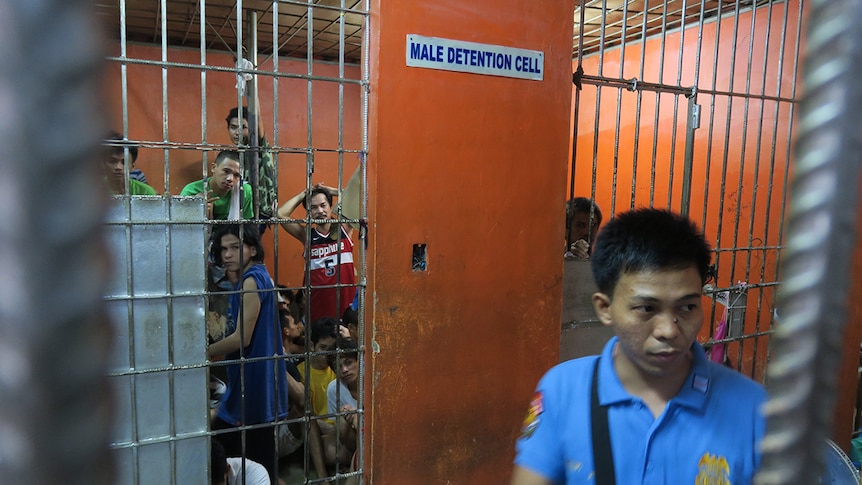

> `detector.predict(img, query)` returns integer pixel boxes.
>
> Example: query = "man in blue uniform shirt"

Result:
[512,208,766,485]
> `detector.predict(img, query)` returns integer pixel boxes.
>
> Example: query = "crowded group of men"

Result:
[104,105,768,484]
[102,104,361,485]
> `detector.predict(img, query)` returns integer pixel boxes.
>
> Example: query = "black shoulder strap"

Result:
[591,358,616,485]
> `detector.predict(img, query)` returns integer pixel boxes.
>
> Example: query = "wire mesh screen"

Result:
[97,0,369,483]
[568,0,804,381]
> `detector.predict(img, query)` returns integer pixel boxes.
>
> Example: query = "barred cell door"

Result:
[565,0,803,386]
[99,1,370,483]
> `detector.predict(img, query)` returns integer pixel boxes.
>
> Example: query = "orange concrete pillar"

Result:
[366,1,575,482]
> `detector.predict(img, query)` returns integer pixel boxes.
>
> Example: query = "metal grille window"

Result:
[568,0,805,380]
[97,1,369,483]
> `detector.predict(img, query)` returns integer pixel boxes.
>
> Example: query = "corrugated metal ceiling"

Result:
[95,1,777,64]
[96,0,365,63]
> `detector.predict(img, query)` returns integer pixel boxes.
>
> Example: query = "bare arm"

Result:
[254,85,266,141]
[276,189,308,242]
[208,276,260,357]
[336,404,358,453]
[308,420,331,484]
[510,466,553,485]
[205,187,218,220]
[286,371,305,408]
[316,184,353,239]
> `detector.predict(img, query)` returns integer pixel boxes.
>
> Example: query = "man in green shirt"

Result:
[180,150,253,220]
[102,132,157,196]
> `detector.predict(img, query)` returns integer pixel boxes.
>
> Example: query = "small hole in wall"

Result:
[412,244,427,272]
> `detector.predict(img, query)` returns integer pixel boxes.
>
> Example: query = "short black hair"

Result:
[566,197,602,231]
[225,106,249,125]
[276,284,294,303]
[214,150,241,167]
[210,224,265,266]
[210,440,227,485]
[104,130,139,163]
[342,307,358,327]
[327,337,358,372]
[279,308,295,330]
[301,187,333,209]
[310,317,340,345]
[590,208,712,297]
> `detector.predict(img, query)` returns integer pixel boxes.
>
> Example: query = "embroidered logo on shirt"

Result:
[695,453,730,485]
[520,392,543,439]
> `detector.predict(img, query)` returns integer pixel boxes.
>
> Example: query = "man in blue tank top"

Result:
[208,224,288,483]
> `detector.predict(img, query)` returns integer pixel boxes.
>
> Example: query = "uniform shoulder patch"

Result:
[520,392,544,439]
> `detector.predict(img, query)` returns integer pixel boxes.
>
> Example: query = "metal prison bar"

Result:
[0,0,114,484]
[98,0,369,484]
[757,0,862,482]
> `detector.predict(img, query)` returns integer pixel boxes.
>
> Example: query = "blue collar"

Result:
[598,336,712,411]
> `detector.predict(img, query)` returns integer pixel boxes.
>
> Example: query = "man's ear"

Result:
[210,162,218,174]
[592,292,614,327]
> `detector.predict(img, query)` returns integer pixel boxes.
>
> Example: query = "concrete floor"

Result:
[278,452,315,484]
[278,453,356,485]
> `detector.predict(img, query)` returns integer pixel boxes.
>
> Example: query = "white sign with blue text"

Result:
[406,35,544,81]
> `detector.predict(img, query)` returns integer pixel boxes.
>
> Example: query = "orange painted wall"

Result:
[103,43,362,287]
[570,2,803,382]
[367,0,574,482]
